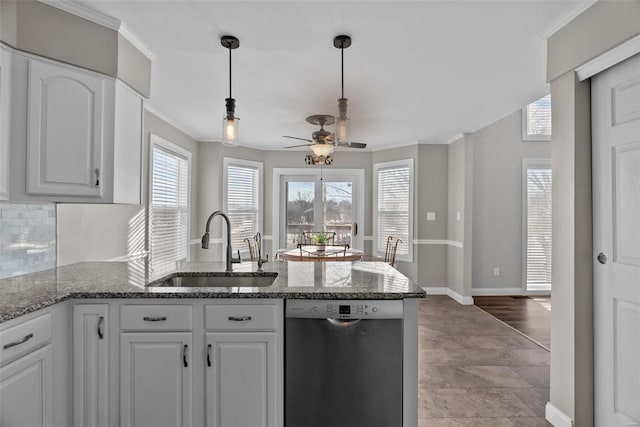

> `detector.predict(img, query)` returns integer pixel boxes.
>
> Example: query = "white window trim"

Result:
[148,133,192,270]
[521,96,552,142]
[373,158,414,263]
[223,157,264,256]
[521,158,552,295]
[272,168,365,256]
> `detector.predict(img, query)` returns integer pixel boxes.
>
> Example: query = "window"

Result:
[149,135,191,278]
[522,94,552,141]
[373,159,413,262]
[523,159,552,292]
[223,158,263,255]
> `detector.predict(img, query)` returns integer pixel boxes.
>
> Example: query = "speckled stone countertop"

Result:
[0,260,425,323]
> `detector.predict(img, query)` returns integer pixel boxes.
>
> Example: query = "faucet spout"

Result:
[202,210,234,272]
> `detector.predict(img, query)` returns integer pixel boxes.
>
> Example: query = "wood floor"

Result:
[473,296,551,350]
[419,296,550,426]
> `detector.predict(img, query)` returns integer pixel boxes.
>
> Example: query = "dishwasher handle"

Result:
[327,318,362,328]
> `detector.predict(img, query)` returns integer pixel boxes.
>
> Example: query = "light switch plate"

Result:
[456,211,462,221]
[426,212,436,221]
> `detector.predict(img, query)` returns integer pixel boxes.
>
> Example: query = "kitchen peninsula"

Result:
[0,260,424,427]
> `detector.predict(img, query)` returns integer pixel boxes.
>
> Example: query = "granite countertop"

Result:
[0,260,425,323]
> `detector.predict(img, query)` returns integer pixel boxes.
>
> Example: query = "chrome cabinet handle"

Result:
[228,316,252,322]
[95,168,100,187]
[143,316,167,322]
[207,344,212,367]
[3,333,34,349]
[97,316,104,339]
[183,344,188,368]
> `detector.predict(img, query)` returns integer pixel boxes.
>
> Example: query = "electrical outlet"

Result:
[426,212,436,221]
[456,211,461,221]
[493,267,500,276]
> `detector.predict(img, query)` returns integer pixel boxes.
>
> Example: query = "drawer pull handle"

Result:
[143,316,167,322]
[228,316,252,322]
[3,333,34,350]
[183,344,189,368]
[207,344,212,367]
[97,316,104,339]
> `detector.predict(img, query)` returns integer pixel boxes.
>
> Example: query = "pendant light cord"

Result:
[228,44,232,99]
[341,43,344,98]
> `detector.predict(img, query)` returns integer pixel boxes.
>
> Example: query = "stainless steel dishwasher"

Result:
[285,299,403,427]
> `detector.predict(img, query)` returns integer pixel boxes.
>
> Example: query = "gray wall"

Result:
[0,0,151,97]
[544,0,640,424]
[471,111,551,292]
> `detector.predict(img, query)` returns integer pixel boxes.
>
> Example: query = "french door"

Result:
[276,169,363,251]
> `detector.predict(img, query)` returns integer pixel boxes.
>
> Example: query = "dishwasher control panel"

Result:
[285,300,403,319]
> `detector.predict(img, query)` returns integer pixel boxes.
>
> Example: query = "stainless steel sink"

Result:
[152,272,278,288]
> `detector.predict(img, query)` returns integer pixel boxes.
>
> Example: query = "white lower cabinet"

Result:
[120,332,193,427]
[205,332,277,427]
[73,304,109,427]
[0,344,53,427]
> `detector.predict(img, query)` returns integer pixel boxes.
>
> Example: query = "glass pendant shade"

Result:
[336,97,350,144]
[310,143,334,157]
[222,97,239,146]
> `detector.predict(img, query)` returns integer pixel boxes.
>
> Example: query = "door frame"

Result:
[272,168,365,255]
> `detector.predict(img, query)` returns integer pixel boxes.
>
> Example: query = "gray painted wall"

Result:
[0,1,151,97]
[471,111,551,292]
[544,1,640,424]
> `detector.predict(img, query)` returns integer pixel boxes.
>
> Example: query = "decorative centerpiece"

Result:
[312,232,330,252]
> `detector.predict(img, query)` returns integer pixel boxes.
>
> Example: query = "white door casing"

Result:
[592,53,640,426]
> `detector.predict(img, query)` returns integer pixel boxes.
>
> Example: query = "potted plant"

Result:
[312,232,329,251]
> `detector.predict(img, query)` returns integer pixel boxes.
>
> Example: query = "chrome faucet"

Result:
[254,232,269,271]
[202,211,239,272]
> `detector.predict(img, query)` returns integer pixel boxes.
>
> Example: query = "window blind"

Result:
[526,94,552,137]
[376,165,410,257]
[150,145,189,277]
[526,167,552,289]
[226,163,260,253]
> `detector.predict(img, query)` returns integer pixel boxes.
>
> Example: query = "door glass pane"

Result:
[286,182,315,246]
[323,181,353,245]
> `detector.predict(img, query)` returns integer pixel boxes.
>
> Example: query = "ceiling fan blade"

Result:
[284,143,313,149]
[338,142,367,149]
[283,136,313,142]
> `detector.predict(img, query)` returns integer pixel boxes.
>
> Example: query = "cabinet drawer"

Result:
[0,313,52,364]
[120,305,192,331]
[205,305,277,331]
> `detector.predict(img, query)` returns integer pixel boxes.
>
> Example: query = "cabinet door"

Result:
[120,332,193,427]
[205,332,277,427]
[0,344,53,427]
[73,304,109,427]
[0,46,11,200]
[27,58,107,197]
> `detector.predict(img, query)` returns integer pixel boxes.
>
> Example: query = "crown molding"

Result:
[38,0,120,30]
[445,133,465,144]
[37,1,155,61]
[575,34,640,81]
[118,24,156,61]
[144,105,200,142]
[537,0,598,40]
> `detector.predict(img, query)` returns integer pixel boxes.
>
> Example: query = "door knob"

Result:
[597,252,608,264]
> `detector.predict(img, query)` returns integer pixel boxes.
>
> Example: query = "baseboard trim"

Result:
[545,402,574,427]
[422,287,474,305]
[472,287,523,296]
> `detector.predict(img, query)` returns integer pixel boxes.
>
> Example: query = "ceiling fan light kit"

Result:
[305,154,333,166]
[221,35,240,146]
[334,35,351,145]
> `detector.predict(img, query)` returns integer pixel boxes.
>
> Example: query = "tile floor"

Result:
[418,296,551,426]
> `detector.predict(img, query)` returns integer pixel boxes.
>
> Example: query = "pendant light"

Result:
[221,35,240,145]
[334,35,351,145]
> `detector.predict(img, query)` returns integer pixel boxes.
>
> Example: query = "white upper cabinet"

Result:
[0,46,12,200]
[27,58,109,198]
[8,50,143,204]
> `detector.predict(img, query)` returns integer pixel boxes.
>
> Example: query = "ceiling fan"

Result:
[283,114,366,157]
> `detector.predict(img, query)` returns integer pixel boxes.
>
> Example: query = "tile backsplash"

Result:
[0,202,56,279]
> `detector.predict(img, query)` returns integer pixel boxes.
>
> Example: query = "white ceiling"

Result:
[76,0,584,150]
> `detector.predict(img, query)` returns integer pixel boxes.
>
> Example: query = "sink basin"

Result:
[152,272,278,288]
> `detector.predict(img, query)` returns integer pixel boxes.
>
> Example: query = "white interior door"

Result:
[592,53,640,426]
